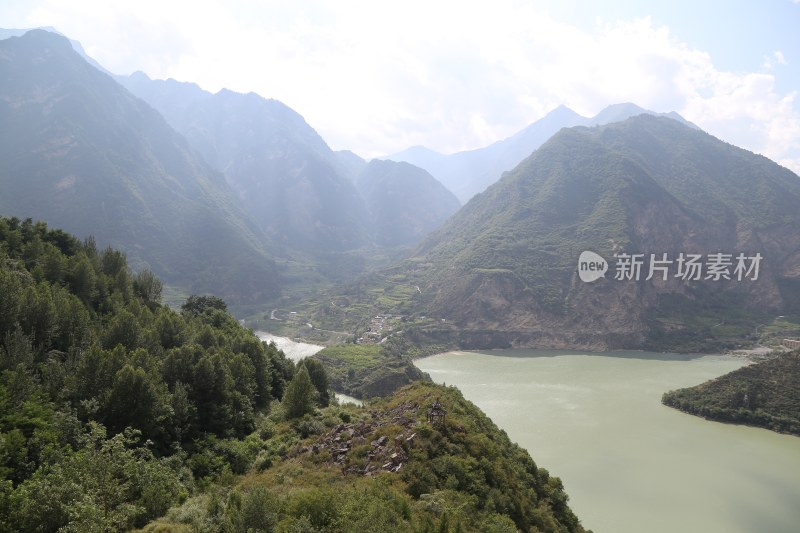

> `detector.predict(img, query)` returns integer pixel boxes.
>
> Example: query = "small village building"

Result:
[783,339,800,349]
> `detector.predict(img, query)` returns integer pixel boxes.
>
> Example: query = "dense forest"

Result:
[662,351,800,436]
[0,217,586,532]
[0,216,315,531]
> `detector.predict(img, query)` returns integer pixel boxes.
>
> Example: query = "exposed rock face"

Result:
[292,401,423,476]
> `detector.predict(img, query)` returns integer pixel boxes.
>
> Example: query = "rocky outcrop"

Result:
[292,401,422,476]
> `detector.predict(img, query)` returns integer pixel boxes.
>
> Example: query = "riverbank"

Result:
[255,331,324,362]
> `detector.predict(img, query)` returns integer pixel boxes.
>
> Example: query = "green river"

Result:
[415,350,800,533]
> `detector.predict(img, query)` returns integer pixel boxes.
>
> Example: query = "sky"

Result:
[1,0,799,172]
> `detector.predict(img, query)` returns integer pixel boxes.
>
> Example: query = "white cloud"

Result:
[14,0,800,173]
[763,50,788,70]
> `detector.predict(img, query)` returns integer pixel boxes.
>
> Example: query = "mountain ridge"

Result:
[117,70,372,254]
[387,102,699,202]
[0,29,280,302]
[316,115,800,352]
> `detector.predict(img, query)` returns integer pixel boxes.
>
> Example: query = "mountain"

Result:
[355,115,800,351]
[388,103,698,203]
[0,26,109,73]
[355,159,461,247]
[0,29,279,303]
[118,72,371,253]
[335,149,368,181]
[591,102,696,127]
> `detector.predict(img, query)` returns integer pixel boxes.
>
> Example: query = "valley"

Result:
[2,18,800,533]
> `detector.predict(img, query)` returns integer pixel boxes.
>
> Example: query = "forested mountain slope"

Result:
[0,30,279,303]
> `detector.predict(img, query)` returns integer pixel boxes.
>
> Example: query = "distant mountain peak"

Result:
[546,104,583,119]
[1,27,110,74]
[592,102,698,130]
[387,102,700,202]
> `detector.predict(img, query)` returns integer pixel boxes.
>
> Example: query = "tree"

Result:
[169,381,196,444]
[181,295,227,317]
[68,254,97,305]
[154,308,187,350]
[133,269,163,307]
[102,309,141,350]
[283,366,316,419]
[298,358,330,407]
[19,282,56,349]
[0,269,23,335]
[103,364,167,441]
[11,424,186,532]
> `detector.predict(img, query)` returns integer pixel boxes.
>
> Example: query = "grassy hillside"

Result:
[0,216,295,530]
[140,381,589,533]
[662,351,800,435]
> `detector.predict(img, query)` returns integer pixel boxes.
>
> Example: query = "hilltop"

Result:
[140,381,588,533]
[388,102,697,203]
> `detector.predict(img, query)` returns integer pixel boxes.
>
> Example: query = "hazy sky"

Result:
[2,0,799,172]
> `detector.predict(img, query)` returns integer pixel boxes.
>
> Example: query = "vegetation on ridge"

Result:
[0,216,305,530]
[662,350,800,436]
[313,343,430,399]
[140,381,588,533]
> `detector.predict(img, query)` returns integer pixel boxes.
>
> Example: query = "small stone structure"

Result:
[427,399,446,426]
[783,339,800,350]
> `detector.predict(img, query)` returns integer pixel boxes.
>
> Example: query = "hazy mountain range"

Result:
[2,27,799,353]
[0,28,465,302]
[118,72,372,253]
[0,29,280,303]
[386,103,698,203]
[323,115,800,351]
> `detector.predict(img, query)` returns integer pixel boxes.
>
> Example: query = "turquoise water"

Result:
[415,350,800,533]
